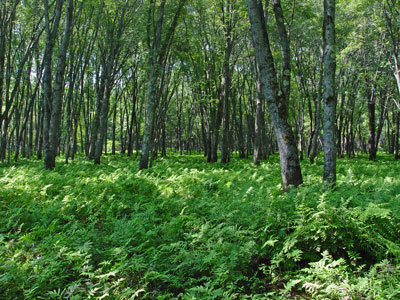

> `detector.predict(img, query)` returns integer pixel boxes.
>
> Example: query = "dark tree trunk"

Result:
[112,102,117,155]
[89,73,104,159]
[375,94,389,151]
[94,78,112,164]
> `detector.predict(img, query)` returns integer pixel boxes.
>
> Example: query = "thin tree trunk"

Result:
[396,111,400,159]
[140,62,159,169]
[253,81,263,165]
[220,35,234,162]
[367,80,377,161]
[112,102,117,155]
[375,94,390,151]
[94,77,112,164]
[309,69,322,164]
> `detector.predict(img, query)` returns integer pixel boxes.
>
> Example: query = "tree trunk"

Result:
[112,102,117,155]
[140,62,158,169]
[89,74,104,159]
[128,96,137,156]
[367,80,377,161]
[49,0,73,167]
[253,82,263,165]
[139,0,185,169]
[220,55,232,163]
[396,111,400,159]
[375,94,389,151]
[94,77,112,164]
[309,67,323,164]
[336,79,346,159]
[64,63,75,164]
[235,82,246,158]
[43,0,65,170]
[322,0,336,187]
[247,0,302,190]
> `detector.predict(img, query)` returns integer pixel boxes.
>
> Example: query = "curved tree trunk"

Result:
[247,0,302,190]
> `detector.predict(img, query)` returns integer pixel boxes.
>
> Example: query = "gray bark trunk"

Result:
[367,79,377,161]
[220,0,235,164]
[139,63,159,169]
[253,81,263,165]
[89,73,104,159]
[375,94,390,150]
[47,0,73,168]
[94,75,112,164]
[322,0,336,187]
[309,60,323,164]
[246,0,302,190]
[139,0,186,169]
[220,54,232,163]
[272,0,290,104]
[43,0,64,170]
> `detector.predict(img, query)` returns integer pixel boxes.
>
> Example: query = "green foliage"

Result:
[1,154,400,299]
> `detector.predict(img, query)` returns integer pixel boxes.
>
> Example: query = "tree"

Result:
[43,0,71,170]
[322,0,336,187]
[383,0,400,158]
[246,0,302,190]
[139,0,186,170]
[92,0,139,165]
[218,0,240,164]
[0,0,43,162]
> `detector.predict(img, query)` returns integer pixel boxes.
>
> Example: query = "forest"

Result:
[1,0,400,299]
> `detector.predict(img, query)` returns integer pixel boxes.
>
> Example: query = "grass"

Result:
[0,153,400,299]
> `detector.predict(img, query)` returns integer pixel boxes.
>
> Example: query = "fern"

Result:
[1,154,400,299]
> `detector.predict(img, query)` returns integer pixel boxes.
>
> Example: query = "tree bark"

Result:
[139,0,186,170]
[253,81,264,165]
[220,51,232,163]
[367,78,377,160]
[220,0,235,164]
[322,0,336,187]
[396,111,400,159]
[43,0,65,169]
[247,0,302,190]
[139,62,159,169]
[375,94,390,151]
[309,58,323,164]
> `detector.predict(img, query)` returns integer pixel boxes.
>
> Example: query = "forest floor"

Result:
[1,153,400,299]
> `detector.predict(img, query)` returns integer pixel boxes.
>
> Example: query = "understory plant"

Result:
[1,154,400,299]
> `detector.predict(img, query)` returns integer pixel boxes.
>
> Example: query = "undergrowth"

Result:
[0,153,399,299]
